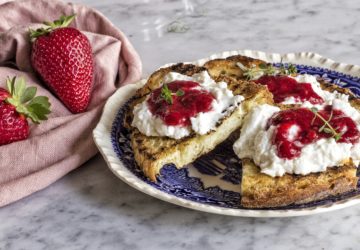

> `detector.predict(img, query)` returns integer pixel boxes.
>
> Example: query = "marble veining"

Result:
[1,0,360,249]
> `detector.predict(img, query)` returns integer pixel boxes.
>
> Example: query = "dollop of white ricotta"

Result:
[233,104,360,177]
[132,71,244,139]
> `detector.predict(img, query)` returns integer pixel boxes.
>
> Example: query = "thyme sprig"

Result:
[237,60,297,80]
[160,84,184,104]
[279,62,297,75]
[310,107,343,141]
[237,62,276,80]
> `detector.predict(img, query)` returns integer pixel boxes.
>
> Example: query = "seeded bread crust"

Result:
[125,63,273,181]
[204,55,267,81]
[241,159,358,208]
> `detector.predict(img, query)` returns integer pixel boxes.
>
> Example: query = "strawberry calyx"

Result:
[29,14,76,41]
[4,77,51,124]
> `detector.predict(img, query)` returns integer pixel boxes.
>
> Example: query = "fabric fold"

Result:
[0,0,142,206]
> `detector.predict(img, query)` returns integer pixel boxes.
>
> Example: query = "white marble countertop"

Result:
[2,0,360,249]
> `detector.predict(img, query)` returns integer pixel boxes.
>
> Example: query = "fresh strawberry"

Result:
[0,88,10,102]
[0,102,29,145]
[30,15,94,113]
[0,77,51,146]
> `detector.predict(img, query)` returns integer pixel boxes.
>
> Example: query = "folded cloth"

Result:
[0,0,142,206]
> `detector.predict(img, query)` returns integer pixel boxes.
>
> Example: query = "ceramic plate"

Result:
[93,50,360,217]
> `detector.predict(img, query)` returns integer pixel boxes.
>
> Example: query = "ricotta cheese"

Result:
[132,71,244,139]
[233,104,360,177]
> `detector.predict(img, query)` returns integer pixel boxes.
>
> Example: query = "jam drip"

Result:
[267,106,360,159]
[147,80,215,126]
[256,75,324,104]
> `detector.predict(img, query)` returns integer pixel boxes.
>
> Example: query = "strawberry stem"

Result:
[4,77,51,124]
[29,14,76,41]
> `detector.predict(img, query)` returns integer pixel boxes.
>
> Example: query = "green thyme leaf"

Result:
[160,85,186,104]
[238,62,276,80]
[259,63,267,69]
[310,107,318,113]
[323,127,333,134]
[335,133,343,141]
[160,84,173,104]
[176,89,185,96]
[319,124,326,132]
[287,64,297,74]
[309,108,342,141]
[279,62,297,75]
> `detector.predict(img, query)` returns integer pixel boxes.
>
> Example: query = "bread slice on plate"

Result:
[239,87,360,208]
[243,96,360,208]
[204,55,360,208]
[240,103,360,208]
[241,159,358,208]
[204,55,267,81]
[124,63,273,181]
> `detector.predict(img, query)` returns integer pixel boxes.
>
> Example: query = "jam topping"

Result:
[147,80,215,126]
[256,75,324,104]
[267,106,360,159]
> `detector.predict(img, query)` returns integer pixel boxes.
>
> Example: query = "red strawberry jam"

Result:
[256,75,324,104]
[267,106,360,159]
[147,81,215,126]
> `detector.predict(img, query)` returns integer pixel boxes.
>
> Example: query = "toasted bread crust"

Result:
[127,63,273,181]
[241,159,358,208]
[204,55,266,81]
[318,78,360,109]
[136,63,207,98]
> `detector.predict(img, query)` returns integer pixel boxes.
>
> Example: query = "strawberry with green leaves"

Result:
[30,15,94,114]
[0,77,51,146]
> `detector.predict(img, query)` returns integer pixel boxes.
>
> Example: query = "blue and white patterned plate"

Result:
[93,50,360,217]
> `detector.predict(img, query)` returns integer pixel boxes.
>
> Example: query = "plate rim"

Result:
[93,50,360,217]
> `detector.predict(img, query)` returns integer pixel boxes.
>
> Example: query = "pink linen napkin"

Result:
[0,0,142,207]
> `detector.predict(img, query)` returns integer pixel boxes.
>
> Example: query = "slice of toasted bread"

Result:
[239,86,360,208]
[126,63,273,181]
[240,108,359,208]
[204,55,267,81]
[241,159,358,208]
[205,55,359,208]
